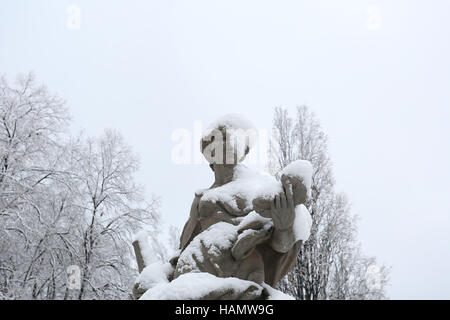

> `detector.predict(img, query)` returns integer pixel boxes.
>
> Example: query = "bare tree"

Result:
[0,72,68,218]
[0,73,70,299]
[68,130,160,299]
[0,73,161,300]
[269,106,389,300]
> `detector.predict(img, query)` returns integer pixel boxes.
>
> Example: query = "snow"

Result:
[200,160,313,213]
[292,204,312,241]
[139,271,295,300]
[177,211,274,275]
[140,272,263,300]
[136,197,309,300]
[169,249,181,262]
[132,230,147,243]
[201,164,281,211]
[136,261,174,289]
[202,113,255,139]
[177,222,237,274]
[280,160,313,197]
[236,228,258,242]
[262,284,295,300]
[133,230,157,266]
[233,211,273,227]
[235,213,273,242]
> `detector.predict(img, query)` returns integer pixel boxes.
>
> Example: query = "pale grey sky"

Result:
[1,0,450,299]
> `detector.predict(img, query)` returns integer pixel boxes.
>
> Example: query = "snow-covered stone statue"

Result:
[133,114,313,300]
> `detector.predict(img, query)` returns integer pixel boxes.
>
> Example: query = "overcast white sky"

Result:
[1,0,450,299]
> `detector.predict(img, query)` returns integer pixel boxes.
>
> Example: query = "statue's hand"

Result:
[271,179,295,231]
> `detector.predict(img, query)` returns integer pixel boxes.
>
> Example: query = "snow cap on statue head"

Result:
[200,114,256,165]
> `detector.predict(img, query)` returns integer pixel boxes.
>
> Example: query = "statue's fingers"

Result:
[271,213,281,229]
[275,194,281,209]
[282,179,292,201]
[281,177,288,193]
[270,198,279,223]
[286,182,294,208]
[280,191,287,209]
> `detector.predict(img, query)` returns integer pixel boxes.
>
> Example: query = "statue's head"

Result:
[200,114,256,168]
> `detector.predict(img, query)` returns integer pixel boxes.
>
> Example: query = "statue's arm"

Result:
[179,194,202,252]
[270,227,298,253]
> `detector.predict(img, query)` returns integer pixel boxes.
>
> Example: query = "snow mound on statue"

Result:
[176,222,238,274]
[135,261,173,290]
[200,159,313,212]
[176,212,273,274]
[140,272,260,300]
[202,113,255,138]
[293,204,312,241]
[200,164,281,211]
[139,272,292,300]
[132,231,158,266]
[262,284,295,300]
[281,160,313,197]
